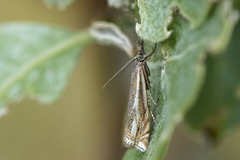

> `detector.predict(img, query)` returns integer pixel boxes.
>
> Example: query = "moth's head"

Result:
[136,40,146,62]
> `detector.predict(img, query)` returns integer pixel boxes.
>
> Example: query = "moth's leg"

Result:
[142,69,157,123]
[149,87,157,105]
[144,43,157,62]
[148,105,156,123]
[149,43,157,57]
[143,66,150,90]
[142,66,157,105]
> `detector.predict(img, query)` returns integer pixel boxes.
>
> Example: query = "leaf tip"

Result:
[90,21,133,57]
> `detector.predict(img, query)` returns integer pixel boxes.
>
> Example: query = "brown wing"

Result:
[124,63,150,152]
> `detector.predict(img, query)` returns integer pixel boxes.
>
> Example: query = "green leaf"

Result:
[185,20,240,140]
[136,0,173,42]
[0,23,93,109]
[123,2,237,160]
[44,0,75,9]
[176,0,212,29]
[136,0,212,42]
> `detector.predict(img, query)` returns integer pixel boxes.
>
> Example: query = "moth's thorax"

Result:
[133,59,146,70]
[136,51,146,63]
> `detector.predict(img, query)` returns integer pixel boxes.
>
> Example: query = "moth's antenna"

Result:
[103,57,136,90]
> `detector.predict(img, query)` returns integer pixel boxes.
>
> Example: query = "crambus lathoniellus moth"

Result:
[103,40,157,152]
[124,41,157,152]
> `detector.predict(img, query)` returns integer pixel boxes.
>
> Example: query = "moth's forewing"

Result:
[124,62,150,152]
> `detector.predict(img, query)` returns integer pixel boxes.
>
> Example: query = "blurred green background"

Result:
[0,0,239,160]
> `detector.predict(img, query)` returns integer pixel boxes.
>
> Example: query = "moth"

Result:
[124,41,157,152]
[103,40,157,152]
